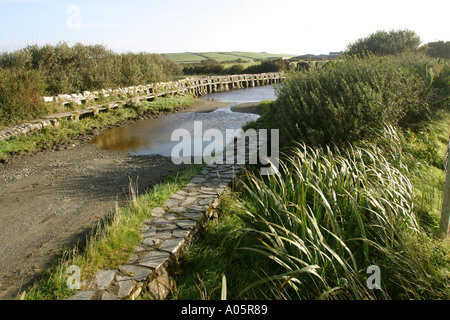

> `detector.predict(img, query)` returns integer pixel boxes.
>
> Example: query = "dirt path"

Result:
[0,143,190,299]
[0,98,236,299]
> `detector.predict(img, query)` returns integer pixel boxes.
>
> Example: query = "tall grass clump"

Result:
[230,125,449,299]
[272,54,435,148]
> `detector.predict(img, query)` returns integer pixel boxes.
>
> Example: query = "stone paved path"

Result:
[67,163,239,300]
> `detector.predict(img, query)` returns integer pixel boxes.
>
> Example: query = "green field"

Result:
[162,51,295,64]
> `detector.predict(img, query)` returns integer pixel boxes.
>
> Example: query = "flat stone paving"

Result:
[65,128,268,300]
[66,162,240,300]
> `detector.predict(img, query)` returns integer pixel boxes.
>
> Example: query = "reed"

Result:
[229,125,449,299]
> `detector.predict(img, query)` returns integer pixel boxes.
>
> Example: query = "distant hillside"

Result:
[290,52,344,61]
[162,51,295,64]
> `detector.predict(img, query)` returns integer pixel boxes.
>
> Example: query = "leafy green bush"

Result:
[0,43,183,127]
[0,43,182,96]
[182,58,291,76]
[426,41,450,59]
[434,64,450,96]
[346,29,422,57]
[182,59,225,75]
[0,68,47,127]
[243,59,291,74]
[272,55,434,148]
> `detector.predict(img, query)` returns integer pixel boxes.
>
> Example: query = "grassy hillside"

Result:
[162,51,294,64]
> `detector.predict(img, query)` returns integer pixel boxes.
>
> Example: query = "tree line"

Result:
[0,43,182,96]
[0,43,182,127]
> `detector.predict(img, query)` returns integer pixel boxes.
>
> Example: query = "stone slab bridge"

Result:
[0,72,285,142]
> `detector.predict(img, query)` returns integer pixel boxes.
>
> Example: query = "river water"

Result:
[90,85,277,158]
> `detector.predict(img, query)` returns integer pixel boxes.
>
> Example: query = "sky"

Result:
[0,0,448,55]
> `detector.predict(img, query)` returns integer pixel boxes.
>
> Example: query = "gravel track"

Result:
[0,142,189,299]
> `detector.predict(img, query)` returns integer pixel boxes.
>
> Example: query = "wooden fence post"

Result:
[439,139,450,239]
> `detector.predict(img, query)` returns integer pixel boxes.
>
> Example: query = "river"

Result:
[90,85,277,158]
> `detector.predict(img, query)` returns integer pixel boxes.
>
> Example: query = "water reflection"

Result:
[90,85,276,157]
[204,85,278,103]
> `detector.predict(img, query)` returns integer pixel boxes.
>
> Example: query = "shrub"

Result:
[272,55,434,148]
[0,43,183,127]
[224,64,244,74]
[346,29,422,57]
[182,59,225,75]
[388,53,449,102]
[243,59,291,74]
[434,64,450,96]
[0,68,47,127]
[0,43,183,96]
[426,41,450,59]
